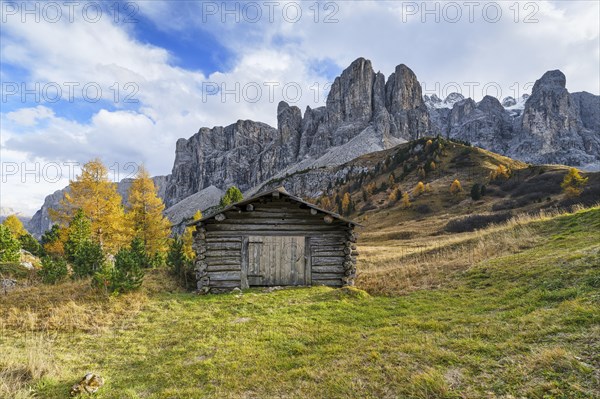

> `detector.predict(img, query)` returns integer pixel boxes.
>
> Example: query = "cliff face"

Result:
[162,57,432,209]
[28,58,599,237]
[428,70,600,170]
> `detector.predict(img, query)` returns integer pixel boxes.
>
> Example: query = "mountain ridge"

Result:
[27,58,600,237]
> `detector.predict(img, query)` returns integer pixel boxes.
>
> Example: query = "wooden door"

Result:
[246,236,307,286]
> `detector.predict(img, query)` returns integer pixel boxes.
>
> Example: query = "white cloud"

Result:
[0,0,598,215]
[6,106,55,126]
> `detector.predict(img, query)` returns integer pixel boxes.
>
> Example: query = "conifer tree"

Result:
[127,166,171,257]
[561,168,588,197]
[0,224,20,262]
[450,179,463,195]
[219,186,244,208]
[413,182,425,196]
[401,193,411,209]
[2,215,26,237]
[341,193,352,215]
[64,209,92,263]
[51,159,128,253]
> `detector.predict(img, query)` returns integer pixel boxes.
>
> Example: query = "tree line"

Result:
[1,159,245,294]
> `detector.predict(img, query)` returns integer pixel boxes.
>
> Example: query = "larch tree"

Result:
[413,182,425,196]
[341,193,353,215]
[183,210,202,260]
[127,166,172,257]
[2,215,27,238]
[401,192,411,208]
[450,179,463,195]
[561,168,588,197]
[51,159,128,253]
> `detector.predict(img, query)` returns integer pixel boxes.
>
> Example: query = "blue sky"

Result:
[1,0,599,215]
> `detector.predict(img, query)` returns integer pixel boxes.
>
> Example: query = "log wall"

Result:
[192,196,358,293]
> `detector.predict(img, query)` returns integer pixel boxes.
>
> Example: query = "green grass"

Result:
[1,208,599,398]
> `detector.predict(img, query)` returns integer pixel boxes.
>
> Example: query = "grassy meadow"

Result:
[1,206,599,398]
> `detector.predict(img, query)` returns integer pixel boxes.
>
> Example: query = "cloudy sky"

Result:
[1,0,599,215]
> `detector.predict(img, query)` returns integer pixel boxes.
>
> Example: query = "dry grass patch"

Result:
[0,334,55,399]
[0,279,150,333]
[355,210,569,295]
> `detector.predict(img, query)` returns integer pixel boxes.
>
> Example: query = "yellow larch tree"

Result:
[561,168,588,197]
[2,215,27,237]
[413,182,425,196]
[51,159,128,253]
[450,179,463,195]
[401,192,411,208]
[341,193,352,215]
[183,210,202,260]
[127,165,172,257]
[490,164,511,181]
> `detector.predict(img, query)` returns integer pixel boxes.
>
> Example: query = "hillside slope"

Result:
[2,207,599,398]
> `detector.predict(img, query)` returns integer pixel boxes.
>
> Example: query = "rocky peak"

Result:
[277,101,303,158]
[326,57,376,127]
[502,96,517,107]
[521,69,581,148]
[477,95,504,113]
[444,92,465,107]
[533,70,567,92]
[385,64,430,140]
[423,94,443,108]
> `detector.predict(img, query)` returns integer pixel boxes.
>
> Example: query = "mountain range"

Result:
[27,58,600,237]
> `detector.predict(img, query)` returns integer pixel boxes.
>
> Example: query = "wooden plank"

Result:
[312,273,344,280]
[312,265,344,273]
[240,236,249,290]
[206,257,240,265]
[208,223,343,232]
[206,243,242,250]
[211,280,242,288]
[206,231,345,238]
[311,249,345,257]
[205,250,241,258]
[207,265,241,272]
[212,218,341,226]
[305,237,312,285]
[225,211,321,218]
[311,256,345,266]
[206,237,242,243]
[208,271,241,281]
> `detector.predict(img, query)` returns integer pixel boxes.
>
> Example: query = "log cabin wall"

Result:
[192,194,358,294]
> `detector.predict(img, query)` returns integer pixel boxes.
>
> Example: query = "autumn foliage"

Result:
[490,164,511,181]
[450,179,463,195]
[561,168,588,197]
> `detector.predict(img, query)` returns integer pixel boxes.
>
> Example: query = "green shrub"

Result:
[167,237,194,289]
[130,237,150,268]
[0,224,20,262]
[471,183,482,200]
[38,257,68,284]
[219,186,243,208]
[19,233,42,256]
[95,244,145,294]
[72,240,105,278]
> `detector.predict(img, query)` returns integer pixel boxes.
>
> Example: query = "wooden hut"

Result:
[188,188,360,293]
